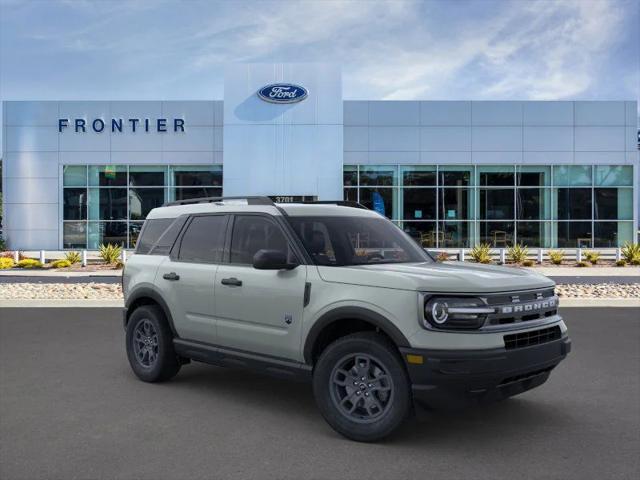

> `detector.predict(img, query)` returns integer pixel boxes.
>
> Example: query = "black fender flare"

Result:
[125,286,179,337]
[303,306,411,364]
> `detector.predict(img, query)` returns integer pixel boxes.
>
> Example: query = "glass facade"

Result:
[62,165,222,249]
[344,164,634,248]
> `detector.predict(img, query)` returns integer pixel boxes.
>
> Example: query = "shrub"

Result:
[51,259,72,269]
[621,242,640,264]
[17,258,43,269]
[0,257,15,269]
[615,259,626,267]
[522,259,534,267]
[631,258,640,266]
[470,243,492,264]
[435,251,449,262]
[99,243,122,264]
[548,250,564,265]
[65,251,82,264]
[507,244,529,264]
[576,260,589,268]
[584,251,600,265]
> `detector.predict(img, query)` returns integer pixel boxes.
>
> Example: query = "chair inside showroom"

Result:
[492,230,508,247]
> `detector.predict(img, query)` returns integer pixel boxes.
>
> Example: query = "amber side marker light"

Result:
[406,354,424,365]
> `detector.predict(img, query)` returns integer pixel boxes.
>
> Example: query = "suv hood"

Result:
[316,261,554,293]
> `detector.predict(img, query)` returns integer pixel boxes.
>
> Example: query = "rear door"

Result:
[155,214,228,345]
[214,214,307,361]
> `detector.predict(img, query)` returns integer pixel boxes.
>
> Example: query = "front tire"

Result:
[313,332,411,442]
[126,305,181,382]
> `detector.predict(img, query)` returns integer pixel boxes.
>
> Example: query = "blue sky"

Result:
[0,0,638,148]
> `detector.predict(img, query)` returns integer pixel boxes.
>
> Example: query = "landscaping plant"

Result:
[576,260,589,268]
[17,258,43,269]
[65,251,82,264]
[470,243,492,264]
[584,251,600,265]
[99,243,122,264]
[522,259,534,267]
[615,259,626,267]
[51,259,72,269]
[548,250,564,265]
[621,242,640,265]
[0,257,15,269]
[507,243,529,264]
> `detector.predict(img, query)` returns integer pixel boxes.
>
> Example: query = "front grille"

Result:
[485,288,558,327]
[504,326,561,350]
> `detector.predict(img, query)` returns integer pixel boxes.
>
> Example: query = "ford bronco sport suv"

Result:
[123,196,571,442]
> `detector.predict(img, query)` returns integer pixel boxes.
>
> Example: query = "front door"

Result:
[155,214,228,345]
[214,214,307,361]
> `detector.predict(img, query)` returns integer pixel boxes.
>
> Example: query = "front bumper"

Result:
[400,335,571,410]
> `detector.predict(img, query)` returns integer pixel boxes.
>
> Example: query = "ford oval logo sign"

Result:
[257,83,308,104]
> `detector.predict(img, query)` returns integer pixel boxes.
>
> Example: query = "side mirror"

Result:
[252,249,298,270]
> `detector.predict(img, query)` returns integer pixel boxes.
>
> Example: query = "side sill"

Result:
[173,339,312,383]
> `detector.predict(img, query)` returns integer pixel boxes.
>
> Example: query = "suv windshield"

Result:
[288,215,431,266]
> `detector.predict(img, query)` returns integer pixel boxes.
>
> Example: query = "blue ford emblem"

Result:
[257,83,308,104]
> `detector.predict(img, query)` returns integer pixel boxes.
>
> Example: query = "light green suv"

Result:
[123,196,571,442]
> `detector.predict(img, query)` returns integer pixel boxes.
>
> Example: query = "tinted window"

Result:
[289,216,430,266]
[136,218,173,254]
[230,216,290,264]
[178,215,227,263]
[149,216,188,255]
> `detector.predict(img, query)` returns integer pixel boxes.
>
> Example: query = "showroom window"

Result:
[344,164,634,248]
[62,165,222,249]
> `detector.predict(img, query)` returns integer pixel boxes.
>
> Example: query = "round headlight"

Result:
[430,301,449,324]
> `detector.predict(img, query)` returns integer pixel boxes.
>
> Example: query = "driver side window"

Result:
[229,215,293,265]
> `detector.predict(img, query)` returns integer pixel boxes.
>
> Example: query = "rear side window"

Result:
[135,218,173,254]
[177,215,228,263]
[148,216,188,256]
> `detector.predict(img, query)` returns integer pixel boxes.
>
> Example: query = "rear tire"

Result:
[126,305,181,382]
[313,332,411,442]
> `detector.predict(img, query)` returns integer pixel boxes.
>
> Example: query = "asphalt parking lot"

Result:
[1,307,638,480]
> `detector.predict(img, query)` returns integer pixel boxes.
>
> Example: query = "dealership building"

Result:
[1,63,638,250]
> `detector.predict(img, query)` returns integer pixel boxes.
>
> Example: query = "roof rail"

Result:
[301,200,369,210]
[163,196,275,207]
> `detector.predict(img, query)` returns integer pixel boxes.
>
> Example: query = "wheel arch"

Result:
[303,306,411,365]
[125,286,178,337]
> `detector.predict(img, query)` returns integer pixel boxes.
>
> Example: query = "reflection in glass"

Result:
[129,166,165,186]
[173,187,222,201]
[553,165,591,186]
[517,188,550,220]
[359,166,397,186]
[557,222,592,248]
[129,188,165,220]
[402,189,436,220]
[439,188,471,220]
[88,222,127,249]
[63,188,87,220]
[478,166,514,186]
[517,166,550,186]
[594,222,633,247]
[63,166,87,187]
[89,165,127,187]
[401,166,436,186]
[480,189,514,220]
[595,165,633,186]
[595,188,633,220]
[128,222,145,249]
[344,188,357,203]
[516,222,546,247]
[438,166,472,186]
[63,222,86,248]
[556,188,591,220]
[172,166,222,186]
[343,165,358,186]
[88,188,127,221]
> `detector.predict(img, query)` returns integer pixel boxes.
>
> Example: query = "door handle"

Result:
[221,277,242,287]
[162,272,180,281]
